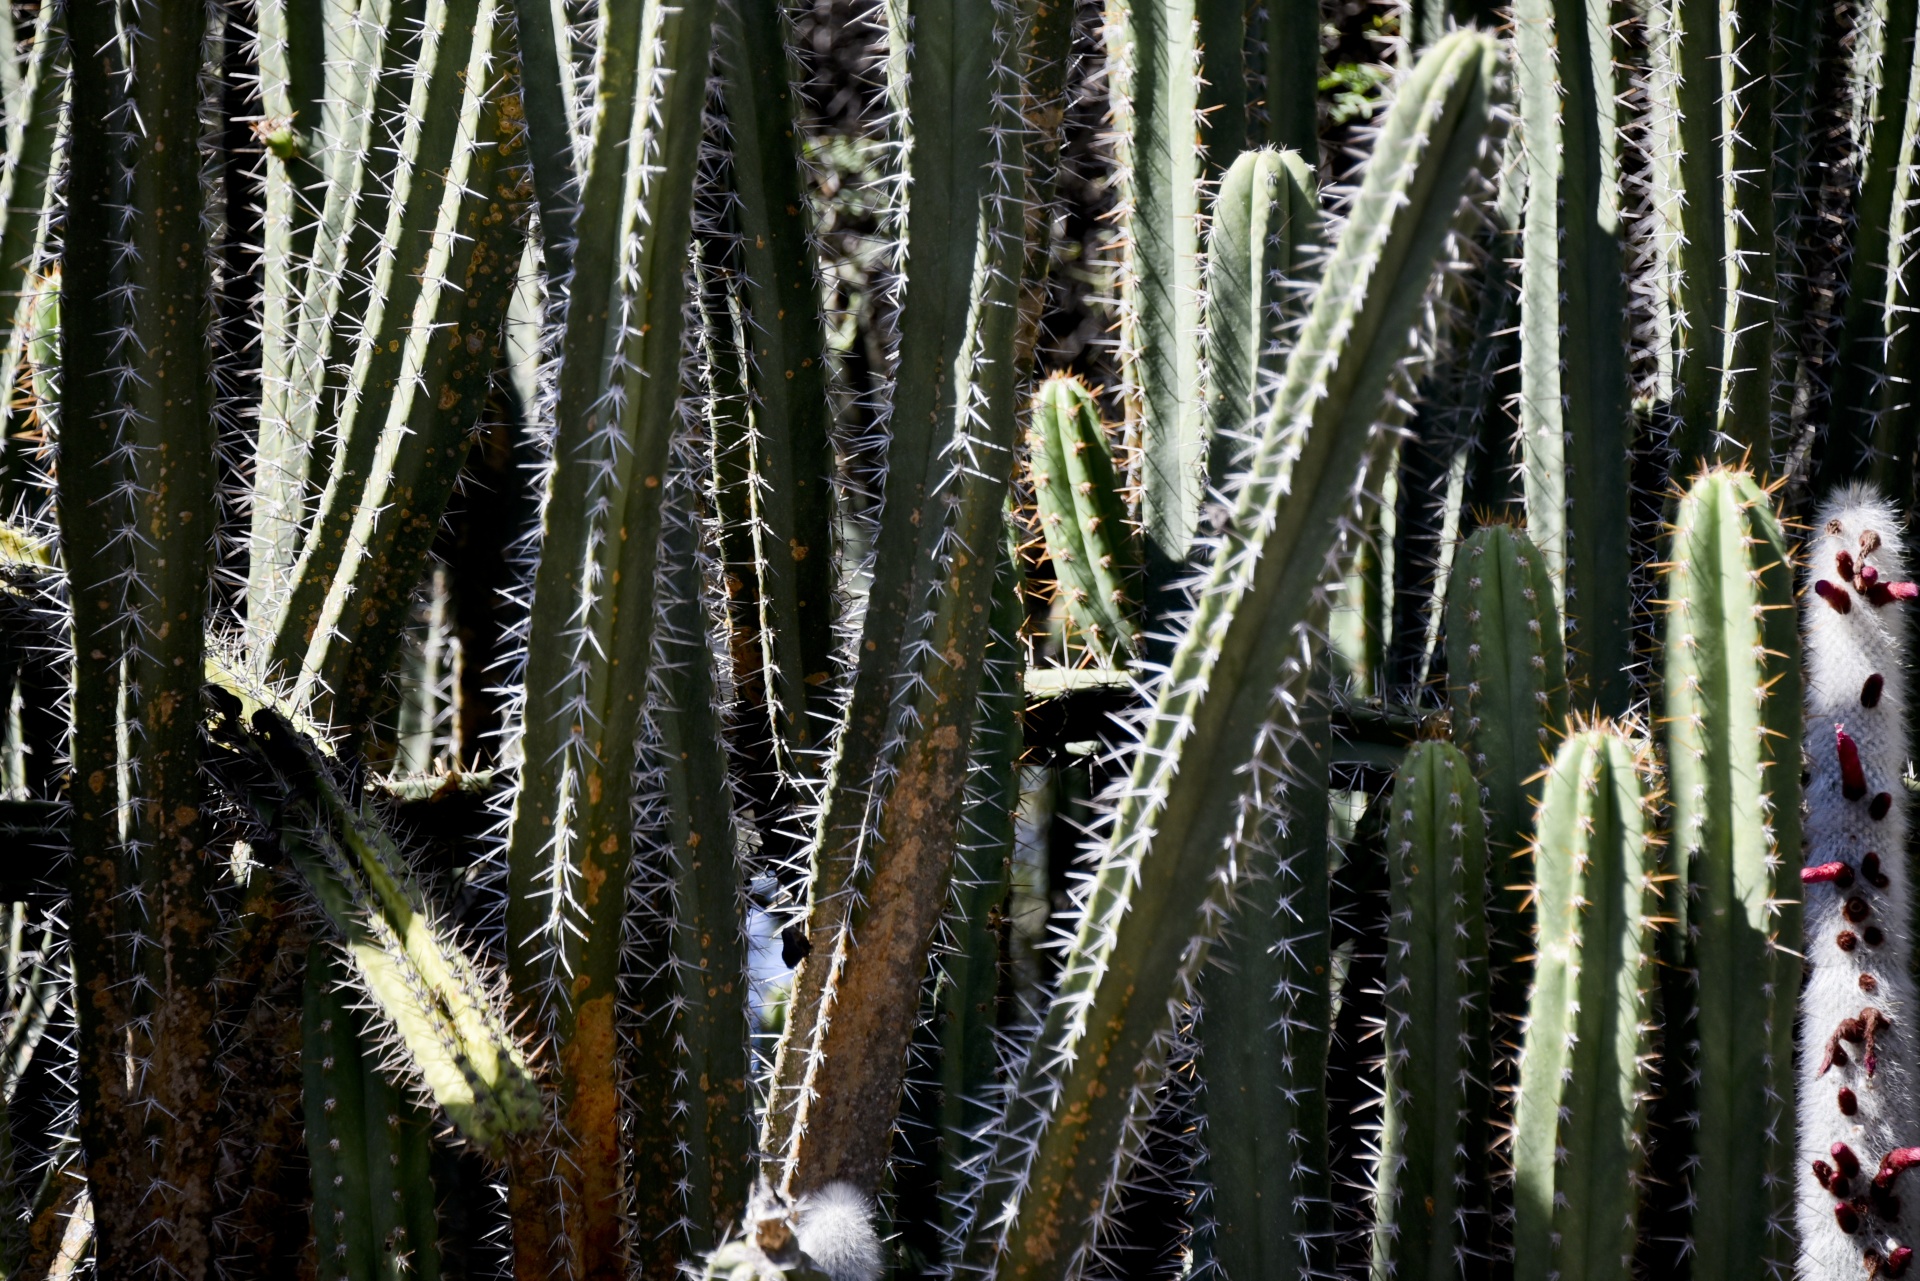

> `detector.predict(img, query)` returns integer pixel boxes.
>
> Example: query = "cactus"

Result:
[1446,523,1567,1028]
[959,32,1503,1279]
[1028,375,1139,661]
[303,945,442,1281]
[1796,487,1920,1278]
[1660,468,1803,1278]
[1512,725,1659,1281]
[1373,740,1492,1280]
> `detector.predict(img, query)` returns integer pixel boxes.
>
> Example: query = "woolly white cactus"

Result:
[1799,486,1920,1279]
[794,1182,883,1281]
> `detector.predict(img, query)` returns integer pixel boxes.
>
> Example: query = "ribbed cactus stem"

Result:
[1797,487,1920,1279]
[1029,375,1140,660]
[1373,740,1492,1279]
[1445,523,1566,1029]
[304,945,442,1281]
[1512,725,1658,1280]
[1661,469,1802,1279]
[1201,147,1317,496]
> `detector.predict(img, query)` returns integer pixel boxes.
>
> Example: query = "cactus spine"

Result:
[1373,741,1492,1280]
[1797,487,1920,1278]
[1512,725,1659,1281]
[1029,375,1139,660]
[961,33,1502,1279]
[1660,469,1803,1278]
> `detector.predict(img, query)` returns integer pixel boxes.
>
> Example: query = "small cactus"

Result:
[1029,375,1139,661]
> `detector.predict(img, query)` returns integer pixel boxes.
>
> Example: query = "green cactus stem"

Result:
[1513,0,1634,713]
[1195,696,1333,1281]
[304,945,443,1281]
[1659,468,1801,1279]
[1373,740,1492,1280]
[1512,725,1659,1281]
[1201,147,1318,497]
[959,32,1502,1280]
[1029,375,1140,661]
[1445,523,1566,1027]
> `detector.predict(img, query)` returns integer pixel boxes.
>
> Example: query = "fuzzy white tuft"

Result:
[794,1182,883,1281]
[1799,485,1920,1278]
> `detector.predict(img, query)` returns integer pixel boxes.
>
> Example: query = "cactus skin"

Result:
[304,945,442,1281]
[1106,0,1206,597]
[1201,147,1318,496]
[960,33,1502,1280]
[1195,699,1333,1281]
[1660,469,1802,1279]
[1445,524,1566,1026]
[1512,726,1659,1281]
[1029,375,1140,660]
[1796,487,1920,1278]
[1373,741,1492,1281]
[1513,0,1634,714]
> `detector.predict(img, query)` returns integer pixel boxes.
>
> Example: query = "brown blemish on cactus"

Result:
[1840,930,1861,951]
[1839,1087,1859,1115]
[1873,792,1895,820]
[1867,926,1886,947]
[1847,896,1872,923]
[1864,674,1886,707]
[1862,973,1880,993]
[1863,851,1890,888]
[1839,726,1869,799]
[1817,579,1854,613]
[561,993,625,1274]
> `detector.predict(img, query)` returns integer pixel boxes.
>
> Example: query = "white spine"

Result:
[1799,485,1920,1279]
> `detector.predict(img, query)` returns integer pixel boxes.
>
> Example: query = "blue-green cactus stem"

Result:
[1445,523,1566,1027]
[1514,0,1634,714]
[1660,469,1801,1281]
[1029,374,1140,661]
[1512,726,1658,1281]
[1202,147,1318,497]
[1373,741,1491,1281]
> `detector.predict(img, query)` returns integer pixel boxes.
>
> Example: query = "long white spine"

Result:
[1799,486,1920,1279]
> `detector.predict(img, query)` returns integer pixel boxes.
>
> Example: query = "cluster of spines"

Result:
[1797,487,1920,1279]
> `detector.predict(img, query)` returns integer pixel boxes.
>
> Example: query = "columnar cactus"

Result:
[1513,725,1659,1281]
[1797,487,1920,1278]
[1373,740,1492,1279]
[1029,375,1139,660]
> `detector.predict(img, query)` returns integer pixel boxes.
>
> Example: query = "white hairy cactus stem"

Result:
[1799,486,1920,1279]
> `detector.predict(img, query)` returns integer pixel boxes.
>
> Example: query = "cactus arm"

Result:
[961,33,1501,1279]
[1374,741,1491,1281]
[1195,698,1333,1281]
[509,0,579,276]
[266,0,500,694]
[1201,146,1317,496]
[1445,525,1566,1025]
[305,946,444,1281]
[1511,728,1656,1281]
[249,0,329,630]
[1106,0,1207,598]
[1819,0,1920,488]
[776,4,1034,1190]
[294,21,531,727]
[1262,0,1319,154]
[1660,469,1801,1279]
[1514,0,1634,713]
[58,4,131,1253]
[1652,0,1779,461]
[1794,490,1920,1276]
[498,0,717,1267]
[762,0,1034,1179]
[716,0,840,757]
[635,458,754,1259]
[1030,375,1140,660]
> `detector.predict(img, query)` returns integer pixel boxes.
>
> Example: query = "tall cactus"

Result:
[1512,725,1659,1281]
[960,33,1503,1279]
[1797,487,1920,1278]
[1373,740,1492,1280]
[1660,469,1802,1279]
